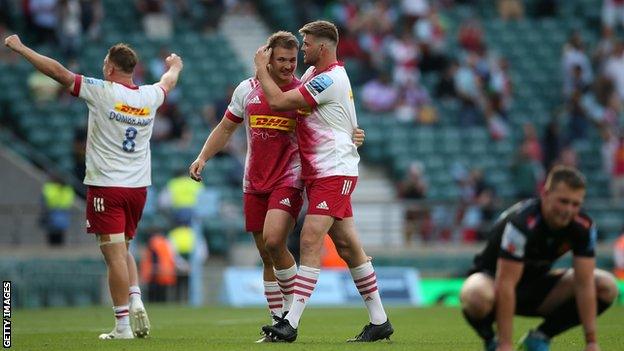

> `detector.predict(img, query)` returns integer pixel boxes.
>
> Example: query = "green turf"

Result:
[11,305,624,350]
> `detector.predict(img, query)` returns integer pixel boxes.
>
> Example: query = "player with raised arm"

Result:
[460,166,618,351]
[4,34,183,340]
[254,21,393,343]
[189,31,364,342]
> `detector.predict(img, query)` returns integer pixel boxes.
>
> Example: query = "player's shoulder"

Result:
[570,211,594,232]
[500,199,540,232]
[234,77,256,93]
[82,76,107,87]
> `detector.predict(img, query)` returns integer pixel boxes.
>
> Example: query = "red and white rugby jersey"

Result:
[71,75,166,187]
[297,62,360,180]
[226,77,302,194]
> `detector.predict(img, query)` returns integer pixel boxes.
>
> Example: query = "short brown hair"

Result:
[266,31,299,50]
[544,165,586,191]
[107,43,138,74]
[299,20,338,44]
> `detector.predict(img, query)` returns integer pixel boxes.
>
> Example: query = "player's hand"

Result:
[584,342,600,351]
[4,34,25,53]
[352,127,365,148]
[165,53,183,71]
[189,158,206,182]
[254,45,271,70]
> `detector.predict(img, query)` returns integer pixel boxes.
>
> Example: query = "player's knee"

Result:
[460,283,495,317]
[299,234,323,254]
[595,271,618,303]
[263,235,285,255]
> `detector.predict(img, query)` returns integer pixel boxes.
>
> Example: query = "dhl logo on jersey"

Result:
[114,103,151,116]
[250,115,296,132]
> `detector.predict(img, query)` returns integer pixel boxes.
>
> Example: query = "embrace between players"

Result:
[4,18,617,350]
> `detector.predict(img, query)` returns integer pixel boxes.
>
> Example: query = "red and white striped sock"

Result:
[263,281,282,322]
[129,285,143,307]
[113,304,130,329]
[275,264,297,314]
[285,265,320,329]
[350,261,387,325]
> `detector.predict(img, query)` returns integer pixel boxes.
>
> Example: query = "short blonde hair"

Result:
[266,31,299,49]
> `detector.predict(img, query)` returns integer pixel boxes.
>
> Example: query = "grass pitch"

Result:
[12,305,624,350]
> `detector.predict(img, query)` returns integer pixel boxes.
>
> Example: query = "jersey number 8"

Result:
[122,127,138,152]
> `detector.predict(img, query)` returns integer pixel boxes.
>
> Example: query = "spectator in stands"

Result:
[140,231,177,302]
[511,141,544,199]
[415,7,448,73]
[159,169,205,225]
[361,70,400,113]
[602,0,624,31]
[455,52,483,126]
[457,18,484,53]
[497,0,523,21]
[562,32,593,99]
[79,0,103,40]
[435,59,459,101]
[135,0,172,39]
[400,0,429,27]
[40,173,75,246]
[28,0,59,44]
[603,41,624,101]
[396,77,437,124]
[542,119,564,172]
[522,123,543,162]
[398,161,431,244]
[592,27,616,72]
[555,146,579,169]
[27,70,62,104]
[57,0,82,60]
[168,223,193,303]
[195,0,224,34]
[567,89,591,142]
[388,27,419,85]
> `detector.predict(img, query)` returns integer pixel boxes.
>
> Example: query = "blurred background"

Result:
[0,0,623,308]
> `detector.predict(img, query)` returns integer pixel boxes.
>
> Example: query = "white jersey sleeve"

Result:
[226,79,253,122]
[301,72,340,107]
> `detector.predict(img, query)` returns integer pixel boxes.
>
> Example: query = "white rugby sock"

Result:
[284,265,320,329]
[263,280,283,323]
[274,264,297,314]
[350,261,387,325]
[113,304,130,329]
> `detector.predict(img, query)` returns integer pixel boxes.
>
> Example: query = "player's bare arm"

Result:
[4,34,74,88]
[157,53,183,94]
[352,128,365,148]
[494,258,523,351]
[573,256,600,351]
[254,46,308,111]
[189,117,239,182]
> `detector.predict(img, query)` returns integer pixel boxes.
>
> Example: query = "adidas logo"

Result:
[365,296,373,301]
[316,201,329,210]
[279,198,291,207]
[296,298,305,303]
[249,95,261,104]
